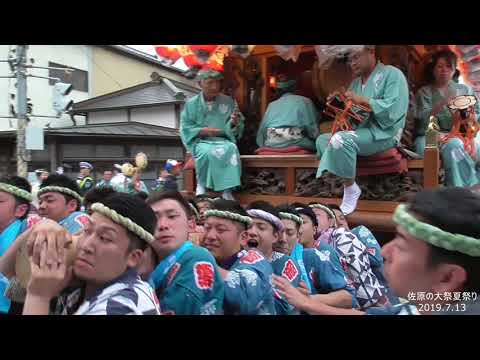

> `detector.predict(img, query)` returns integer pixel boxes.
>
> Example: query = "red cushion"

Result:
[358,148,401,161]
[357,159,408,176]
[255,146,314,155]
[358,156,403,167]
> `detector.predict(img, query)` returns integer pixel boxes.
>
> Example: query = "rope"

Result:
[279,212,303,226]
[90,202,154,244]
[0,182,32,202]
[393,204,480,257]
[204,209,252,227]
[37,186,83,204]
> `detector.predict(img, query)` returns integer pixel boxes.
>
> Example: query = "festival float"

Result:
[154,45,480,239]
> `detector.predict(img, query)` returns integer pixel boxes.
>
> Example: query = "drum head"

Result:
[448,95,477,110]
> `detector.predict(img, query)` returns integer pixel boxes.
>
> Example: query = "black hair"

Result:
[211,199,249,230]
[40,174,81,211]
[424,49,460,85]
[408,187,480,292]
[276,203,302,231]
[296,205,318,228]
[147,190,192,218]
[186,198,200,220]
[135,191,149,201]
[308,201,336,221]
[327,203,341,212]
[0,175,31,219]
[83,187,117,214]
[99,193,157,252]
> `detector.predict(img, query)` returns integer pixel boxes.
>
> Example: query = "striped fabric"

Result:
[56,269,161,315]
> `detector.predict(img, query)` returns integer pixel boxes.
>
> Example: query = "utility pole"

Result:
[16,45,28,177]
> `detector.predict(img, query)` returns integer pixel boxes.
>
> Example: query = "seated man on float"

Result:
[256,74,319,152]
[316,45,409,215]
[180,68,245,201]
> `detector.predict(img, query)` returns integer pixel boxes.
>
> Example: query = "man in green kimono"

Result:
[316,45,409,215]
[180,69,245,200]
[256,74,319,151]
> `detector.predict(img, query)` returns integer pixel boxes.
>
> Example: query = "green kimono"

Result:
[316,62,409,179]
[415,81,480,187]
[180,93,245,192]
[257,93,319,150]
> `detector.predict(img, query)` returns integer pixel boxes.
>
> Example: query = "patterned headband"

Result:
[91,202,155,244]
[247,209,285,232]
[0,182,32,202]
[393,204,480,257]
[204,209,252,227]
[37,186,83,204]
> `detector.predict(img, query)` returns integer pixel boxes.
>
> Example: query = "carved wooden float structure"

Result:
[182,45,477,234]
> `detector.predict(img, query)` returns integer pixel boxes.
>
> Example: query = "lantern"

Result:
[189,45,219,63]
[154,45,181,63]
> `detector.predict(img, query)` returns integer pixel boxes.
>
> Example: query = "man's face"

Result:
[39,172,49,182]
[300,214,316,248]
[103,171,113,181]
[274,219,298,255]
[245,218,279,257]
[200,78,221,100]
[381,224,437,299]
[80,168,91,177]
[196,200,212,224]
[312,208,331,232]
[203,216,244,263]
[38,192,77,222]
[348,48,375,77]
[0,191,27,230]
[333,209,349,230]
[74,212,142,285]
[150,199,189,259]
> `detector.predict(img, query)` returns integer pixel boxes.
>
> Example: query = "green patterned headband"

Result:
[37,186,83,204]
[91,202,155,244]
[309,204,337,227]
[204,209,252,227]
[0,182,32,202]
[393,204,480,257]
[279,212,303,226]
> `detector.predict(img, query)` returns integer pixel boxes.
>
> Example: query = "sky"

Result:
[127,45,189,70]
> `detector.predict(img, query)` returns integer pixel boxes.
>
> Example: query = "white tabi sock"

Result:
[196,182,206,196]
[222,189,235,200]
[340,182,361,216]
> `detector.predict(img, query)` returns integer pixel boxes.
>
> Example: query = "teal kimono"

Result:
[180,93,245,192]
[223,249,276,315]
[151,243,224,315]
[415,81,480,187]
[270,251,302,315]
[257,93,319,150]
[316,62,409,179]
[95,180,112,189]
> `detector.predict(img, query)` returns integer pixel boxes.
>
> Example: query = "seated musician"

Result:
[316,45,409,215]
[180,68,245,201]
[256,74,319,152]
[414,49,480,187]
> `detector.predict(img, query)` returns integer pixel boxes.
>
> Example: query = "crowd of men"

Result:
[0,171,479,315]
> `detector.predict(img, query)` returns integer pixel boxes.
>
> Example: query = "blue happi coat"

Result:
[223,249,276,315]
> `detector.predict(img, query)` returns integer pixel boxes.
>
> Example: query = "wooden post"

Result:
[260,56,268,117]
[285,167,296,195]
[423,146,440,188]
[183,168,195,194]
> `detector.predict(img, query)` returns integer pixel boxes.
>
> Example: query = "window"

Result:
[48,62,89,92]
